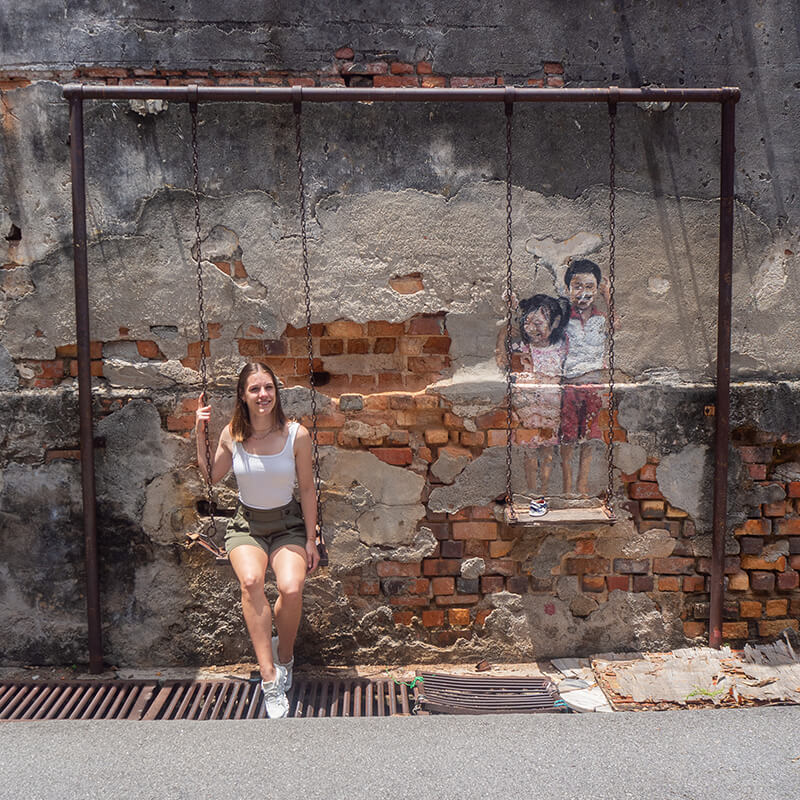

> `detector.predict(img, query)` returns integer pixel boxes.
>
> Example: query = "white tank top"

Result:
[231,421,299,509]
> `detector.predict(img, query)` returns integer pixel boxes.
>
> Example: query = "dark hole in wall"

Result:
[196,500,235,517]
[312,371,330,386]
[5,224,21,242]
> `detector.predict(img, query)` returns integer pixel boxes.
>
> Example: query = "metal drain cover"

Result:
[0,677,415,721]
[416,673,560,714]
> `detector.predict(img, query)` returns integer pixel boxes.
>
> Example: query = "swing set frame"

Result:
[63,83,739,672]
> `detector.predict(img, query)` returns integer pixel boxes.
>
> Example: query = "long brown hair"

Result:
[230,362,287,442]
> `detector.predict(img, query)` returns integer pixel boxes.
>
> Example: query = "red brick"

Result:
[370,447,413,466]
[758,619,799,637]
[319,338,344,356]
[727,571,749,591]
[737,445,773,463]
[389,595,429,607]
[750,571,776,592]
[765,598,788,617]
[407,315,445,335]
[697,556,740,575]
[739,600,762,618]
[565,557,611,575]
[424,428,449,445]
[683,575,706,592]
[543,61,564,75]
[748,463,768,480]
[368,321,405,336]
[373,337,397,354]
[431,577,455,595]
[346,338,369,354]
[574,539,595,555]
[653,557,695,575]
[763,500,786,518]
[475,409,508,429]
[469,505,494,520]
[775,519,800,535]
[390,61,415,75]
[359,579,380,596]
[483,559,514,577]
[377,561,420,577]
[487,430,508,447]
[335,46,354,59]
[406,578,431,595]
[506,576,529,593]
[408,355,449,373]
[475,609,492,625]
[489,540,513,558]
[629,482,664,500]
[136,340,162,359]
[606,575,629,592]
[787,481,800,499]
[461,431,485,446]
[422,609,444,626]
[421,76,446,88]
[740,554,786,572]
[582,575,606,592]
[422,559,462,576]
[374,74,419,87]
[167,413,194,431]
[735,518,772,536]
[640,500,666,519]
[639,463,658,481]
[435,593,480,606]
[777,571,799,590]
[658,576,681,591]
[422,336,451,355]
[452,522,497,541]
[393,611,415,626]
[632,576,654,592]
[684,621,706,639]
[547,76,565,87]
[722,622,750,640]
[416,61,433,74]
[448,608,470,626]
[480,576,504,593]
[439,540,462,558]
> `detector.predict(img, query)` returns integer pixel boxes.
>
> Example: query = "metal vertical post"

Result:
[708,97,736,649]
[69,93,103,672]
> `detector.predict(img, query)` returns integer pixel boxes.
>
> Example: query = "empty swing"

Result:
[503,94,619,526]
[184,96,328,566]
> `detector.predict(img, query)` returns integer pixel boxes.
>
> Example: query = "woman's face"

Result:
[242,369,277,421]
[523,307,556,347]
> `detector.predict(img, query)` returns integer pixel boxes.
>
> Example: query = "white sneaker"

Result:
[272,635,295,690]
[529,498,549,517]
[261,665,289,718]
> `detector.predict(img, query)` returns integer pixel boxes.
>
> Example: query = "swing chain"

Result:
[294,100,327,563]
[504,99,517,523]
[190,102,221,553]
[605,94,618,514]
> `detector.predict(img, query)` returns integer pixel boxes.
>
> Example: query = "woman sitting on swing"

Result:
[195,360,321,718]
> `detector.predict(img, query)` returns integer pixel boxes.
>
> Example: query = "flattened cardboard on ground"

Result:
[591,635,800,709]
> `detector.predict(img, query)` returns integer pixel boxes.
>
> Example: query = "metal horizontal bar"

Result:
[63,83,740,105]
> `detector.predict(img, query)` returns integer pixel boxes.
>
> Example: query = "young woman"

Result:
[195,361,320,718]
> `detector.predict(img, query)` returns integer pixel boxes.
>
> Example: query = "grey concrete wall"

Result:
[1,2,799,666]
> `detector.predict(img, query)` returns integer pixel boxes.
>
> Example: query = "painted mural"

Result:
[501,258,610,510]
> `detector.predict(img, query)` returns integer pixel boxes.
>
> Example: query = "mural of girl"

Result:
[511,293,569,514]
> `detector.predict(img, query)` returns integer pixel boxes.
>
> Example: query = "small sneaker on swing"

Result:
[272,635,294,690]
[529,497,549,517]
[261,665,289,719]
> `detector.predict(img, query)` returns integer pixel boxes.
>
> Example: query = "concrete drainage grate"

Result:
[0,674,560,720]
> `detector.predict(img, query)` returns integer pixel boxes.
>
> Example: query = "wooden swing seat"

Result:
[504,504,616,527]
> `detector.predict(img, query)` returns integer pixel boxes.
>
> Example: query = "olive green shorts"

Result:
[225,499,307,556]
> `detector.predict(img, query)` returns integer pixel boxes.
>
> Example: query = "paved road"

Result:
[1,707,798,800]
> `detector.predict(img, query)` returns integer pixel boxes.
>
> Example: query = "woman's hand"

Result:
[195,393,211,432]
[305,538,321,573]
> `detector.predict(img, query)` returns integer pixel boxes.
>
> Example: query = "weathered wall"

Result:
[1,2,799,666]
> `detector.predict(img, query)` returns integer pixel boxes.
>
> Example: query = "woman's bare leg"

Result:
[271,544,307,663]
[229,545,277,681]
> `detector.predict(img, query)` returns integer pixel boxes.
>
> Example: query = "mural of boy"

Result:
[559,258,609,496]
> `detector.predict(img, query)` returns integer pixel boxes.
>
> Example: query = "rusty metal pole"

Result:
[69,93,103,672]
[708,96,737,649]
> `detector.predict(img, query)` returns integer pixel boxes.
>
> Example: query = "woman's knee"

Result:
[239,572,265,594]
[276,575,305,600]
